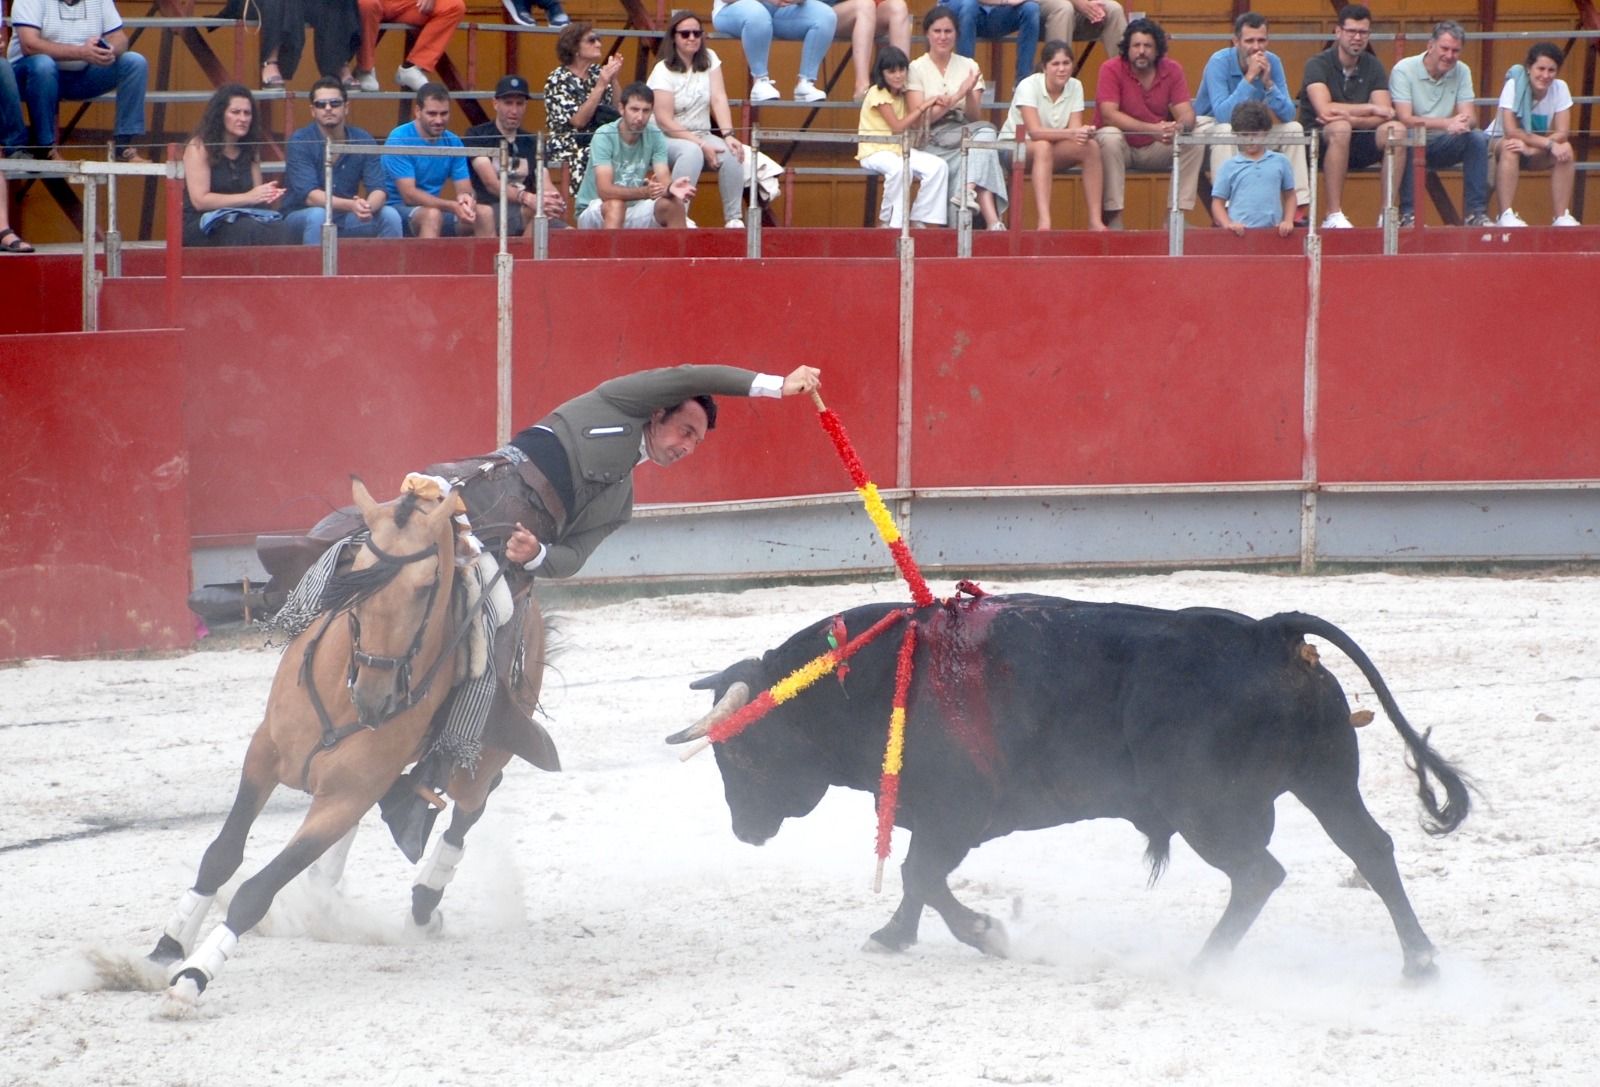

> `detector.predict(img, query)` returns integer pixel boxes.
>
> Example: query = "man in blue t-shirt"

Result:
[382,82,478,237]
[283,77,402,245]
[574,82,692,229]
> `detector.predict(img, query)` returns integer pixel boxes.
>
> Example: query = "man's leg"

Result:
[14,54,62,149]
[649,193,687,227]
[949,0,980,60]
[0,59,26,155]
[1040,0,1071,43]
[1095,125,1127,226]
[285,206,326,245]
[1319,121,1351,215]
[1460,129,1489,220]
[111,52,149,154]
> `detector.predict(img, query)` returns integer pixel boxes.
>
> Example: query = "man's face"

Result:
[414,96,452,140]
[1335,19,1371,61]
[620,95,653,135]
[311,91,348,132]
[1126,33,1158,73]
[1235,22,1269,66]
[1426,33,1463,76]
[494,94,528,130]
[644,401,710,467]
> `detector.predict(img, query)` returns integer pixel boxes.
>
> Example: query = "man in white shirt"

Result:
[7,0,149,161]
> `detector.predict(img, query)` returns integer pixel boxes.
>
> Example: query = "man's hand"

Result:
[456,192,477,222]
[1445,114,1472,136]
[1074,0,1107,20]
[1276,217,1294,237]
[1503,135,1527,157]
[1155,120,1179,144]
[84,39,117,67]
[1246,52,1270,84]
[599,54,624,85]
[505,523,541,566]
[668,176,696,202]
[352,197,374,221]
[1550,140,1574,164]
[781,366,821,396]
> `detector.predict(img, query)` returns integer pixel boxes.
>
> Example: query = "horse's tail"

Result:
[1268,612,1473,836]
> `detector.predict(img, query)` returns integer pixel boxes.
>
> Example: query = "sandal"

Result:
[0,227,35,254]
[261,61,285,88]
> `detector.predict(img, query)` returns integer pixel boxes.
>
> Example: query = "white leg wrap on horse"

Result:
[179,925,238,983]
[414,838,465,893]
[162,889,215,952]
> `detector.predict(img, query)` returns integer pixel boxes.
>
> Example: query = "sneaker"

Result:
[1381,211,1415,228]
[1553,211,1580,227]
[1463,212,1491,227]
[724,218,744,229]
[749,77,780,104]
[501,0,536,25]
[353,69,380,93]
[395,64,429,92]
[546,3,570,26]
[1320,210,1354,229]
[1495,208,1526,228]
[987,220,1006,231]
[792,78,826,103]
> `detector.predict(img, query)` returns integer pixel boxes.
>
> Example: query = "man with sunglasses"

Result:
[1297,4,1403,228]
[282,77,401,245]
[6,0,148,161]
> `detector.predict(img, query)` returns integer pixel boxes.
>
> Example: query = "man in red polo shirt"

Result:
[1093,16,1202,229]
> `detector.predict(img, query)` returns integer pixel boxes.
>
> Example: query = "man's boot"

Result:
[378,753,448,863]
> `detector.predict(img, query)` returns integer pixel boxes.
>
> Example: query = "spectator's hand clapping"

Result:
[600,54,624,84]
[252,182,285,206]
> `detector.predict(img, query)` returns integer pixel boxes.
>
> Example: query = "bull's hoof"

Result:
[147,934,184,966]
[967,915,1010,958]
[863,934,911,954]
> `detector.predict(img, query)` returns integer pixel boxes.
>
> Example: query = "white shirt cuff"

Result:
[750,373,784,398]
[521,543,548,571]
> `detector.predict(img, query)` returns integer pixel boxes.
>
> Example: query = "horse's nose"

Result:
[351,677,399,727]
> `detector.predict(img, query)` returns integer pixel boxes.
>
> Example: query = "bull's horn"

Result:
[665,681,751,745]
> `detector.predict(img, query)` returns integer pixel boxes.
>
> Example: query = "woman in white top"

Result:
[906,4,1007,229]
[648,10,749,228]
[1000,40,1103,230]
[1488,42,1578,227]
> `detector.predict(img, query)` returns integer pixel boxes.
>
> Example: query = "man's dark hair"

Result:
[923,5,957,35]
[1229,99,1272,134]
[1337,4,1371,25]
[1120,18,1167,63]
[666,395,718,430]
[415,82,451,108]
[1233,11,1267,35]
[1525,41,1564,69]
[310,76,346,103]
[619,81,654,108]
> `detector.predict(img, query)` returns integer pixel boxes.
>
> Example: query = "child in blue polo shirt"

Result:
[1210,101,1296,236]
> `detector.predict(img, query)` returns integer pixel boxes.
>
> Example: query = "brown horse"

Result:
[148,478,551,1006]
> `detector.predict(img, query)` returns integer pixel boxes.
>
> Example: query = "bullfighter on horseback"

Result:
[378,363,824,854]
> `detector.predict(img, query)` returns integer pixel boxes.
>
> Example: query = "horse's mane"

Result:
[318,493,433,614]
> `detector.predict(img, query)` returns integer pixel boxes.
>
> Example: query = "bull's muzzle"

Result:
[664,681,751,745]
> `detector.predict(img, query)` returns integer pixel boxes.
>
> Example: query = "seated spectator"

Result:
[1209,100,1294,236]
[282,76,401,245]
[1093,16,1200,230]
[544,22,622,200]
[1390,21,1489,227]
[829,0,911,100]
[352,0,464,92]
[383,82,477,237]
[215,0,304,89]
[648,11,748,229]
[907,5,1008,230]
[464,74,567,236]
[1,168,34,252]
[1000,39,1103,230]
[501,0,569,29]
[1038,0,1124,70]
[3,10,26,158]
[7,0,148,161]
[1297,4,1403,229]
[1193,13,1308,224]
[1488,42,1578,227]
[856,45,946,228]
[947,0,1041,95]
[180,84,296,247]
[575,82,693,229]
[711,0,836,103]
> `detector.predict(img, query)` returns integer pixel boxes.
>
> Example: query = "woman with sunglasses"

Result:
[648,10,747,228]
[544,21,624,198]
[712,0,836,104]
[180,83,296,246]
[907,4,1008,230]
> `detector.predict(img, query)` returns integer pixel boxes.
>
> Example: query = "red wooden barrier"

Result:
[0,330,192,658]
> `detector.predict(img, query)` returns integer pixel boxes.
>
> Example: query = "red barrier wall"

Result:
[0,330,192,658]
[910,256,1308,486]
[1318,254,1600,481]
[0,256,83,335]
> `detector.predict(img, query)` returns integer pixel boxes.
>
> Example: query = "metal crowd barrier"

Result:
[1169,128,1318,256]
[744,127,915,259]
[954,129,1028,257]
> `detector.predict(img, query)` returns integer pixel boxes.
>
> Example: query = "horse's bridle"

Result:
[345,534,442,706]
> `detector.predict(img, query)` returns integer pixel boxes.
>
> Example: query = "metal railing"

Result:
[744,127,917,258]
[1169,128,1318,255]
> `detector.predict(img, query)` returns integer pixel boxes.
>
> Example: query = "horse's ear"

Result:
[351,477,380,524]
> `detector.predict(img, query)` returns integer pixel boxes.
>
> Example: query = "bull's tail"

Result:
[1268,612,1473,836]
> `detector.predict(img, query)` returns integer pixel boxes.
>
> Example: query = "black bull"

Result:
[667,593,1471,981]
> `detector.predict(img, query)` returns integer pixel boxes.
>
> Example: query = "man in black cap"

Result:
[464,74,568,235]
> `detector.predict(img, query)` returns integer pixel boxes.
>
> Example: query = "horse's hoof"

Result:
[406,909,444,939]
[147,934,184,966]
[1402,952,1439,986]
[157,974,203,1020]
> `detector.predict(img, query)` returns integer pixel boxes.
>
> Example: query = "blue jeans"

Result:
[0,58,26,155]
[1397,129,1489,218]
[14,52,149,149]
[285,204,404,244]
[712,0,837,82]
[949,0,1041,93]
